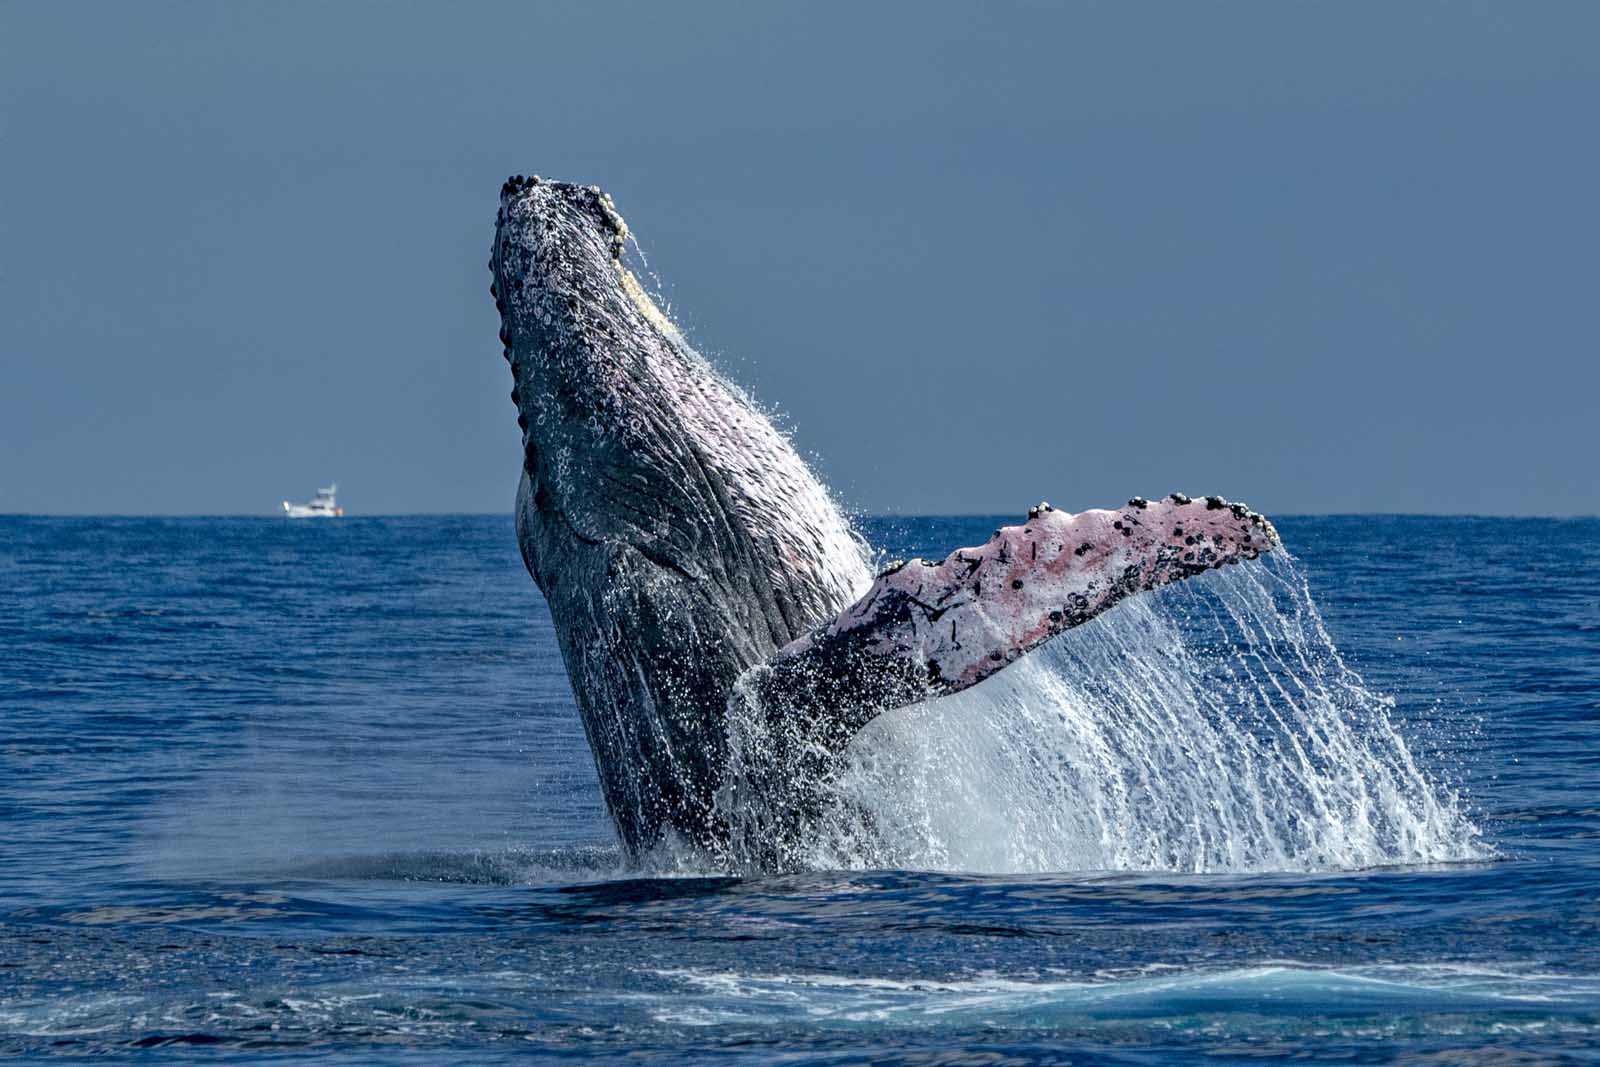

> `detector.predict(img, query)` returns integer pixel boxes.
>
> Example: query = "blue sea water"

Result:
[2,514,1598,1064]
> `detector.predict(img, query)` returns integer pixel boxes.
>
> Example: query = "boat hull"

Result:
[282,503,342,519]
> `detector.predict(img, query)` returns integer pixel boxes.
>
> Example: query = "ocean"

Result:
[3,514,1597,1064]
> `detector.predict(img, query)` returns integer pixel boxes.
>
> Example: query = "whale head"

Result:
[487,175,871,858]
[489,174,866,609]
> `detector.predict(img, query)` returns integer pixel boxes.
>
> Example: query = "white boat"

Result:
[282,484,344,518]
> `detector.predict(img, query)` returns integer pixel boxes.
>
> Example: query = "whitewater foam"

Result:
[646,962,1600,1029]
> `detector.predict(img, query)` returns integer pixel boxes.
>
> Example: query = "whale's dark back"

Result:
[491,178,869,857]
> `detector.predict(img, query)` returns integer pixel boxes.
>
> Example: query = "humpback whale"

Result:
[489,175,1279,870]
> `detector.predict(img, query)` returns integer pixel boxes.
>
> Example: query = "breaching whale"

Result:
[488,175,1279,870]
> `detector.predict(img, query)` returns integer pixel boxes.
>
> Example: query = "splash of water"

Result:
[804,555,1484,874]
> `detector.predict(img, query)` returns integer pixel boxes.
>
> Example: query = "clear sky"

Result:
[2,3,1596,516]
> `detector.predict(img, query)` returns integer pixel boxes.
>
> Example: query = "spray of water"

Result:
[805,555,1485,874]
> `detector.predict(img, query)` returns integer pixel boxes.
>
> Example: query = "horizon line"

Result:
[2,511,1596,521]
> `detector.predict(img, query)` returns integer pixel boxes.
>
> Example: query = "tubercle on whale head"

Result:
[495,174,629,260]
[493,179,628,348]
[490,177,631,342]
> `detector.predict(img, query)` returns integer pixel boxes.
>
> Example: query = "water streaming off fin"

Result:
[811,555,1485,874]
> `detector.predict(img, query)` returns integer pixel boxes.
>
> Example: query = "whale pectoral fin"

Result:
[738,495,1280,751]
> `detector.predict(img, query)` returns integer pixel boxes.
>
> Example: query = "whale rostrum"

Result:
[489,176,1280,870]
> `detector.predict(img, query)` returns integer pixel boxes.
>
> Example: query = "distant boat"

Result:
[282,484,344,518]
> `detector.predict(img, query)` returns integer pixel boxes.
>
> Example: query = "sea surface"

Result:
[2,514,1598,1064]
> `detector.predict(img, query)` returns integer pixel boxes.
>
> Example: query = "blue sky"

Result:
[2,2,1595,515]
